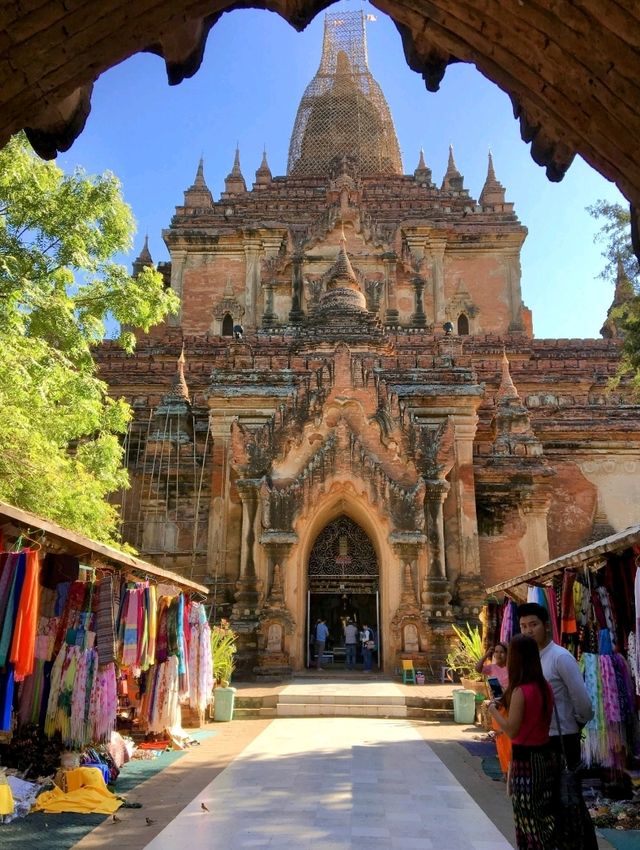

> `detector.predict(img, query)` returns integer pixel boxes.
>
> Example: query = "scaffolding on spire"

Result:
[287,10,402,178]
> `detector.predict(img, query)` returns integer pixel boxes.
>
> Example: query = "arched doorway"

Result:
[307,515,380,670]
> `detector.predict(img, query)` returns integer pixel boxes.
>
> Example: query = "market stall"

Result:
[486,525,640,801]
[0,500,213,822]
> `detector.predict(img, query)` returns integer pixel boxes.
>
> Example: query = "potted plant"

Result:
[211,620,237,721]
[445,623,488,696]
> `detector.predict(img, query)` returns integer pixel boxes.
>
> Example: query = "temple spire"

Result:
[255,148,273,186]
[414,147,433,186]
[496,350,520,403]
[170,345,190,402]
[132,234,153,276]
[479,150,507,209]
[601,255,635,338]
[441,145,464,192]
[224,146,247,195]
[184,157,213,207]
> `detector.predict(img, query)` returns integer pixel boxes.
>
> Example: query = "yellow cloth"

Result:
[0,783,14,816]
[33,767,123,815]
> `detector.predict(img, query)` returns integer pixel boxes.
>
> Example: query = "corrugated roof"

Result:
[0,500,208,595]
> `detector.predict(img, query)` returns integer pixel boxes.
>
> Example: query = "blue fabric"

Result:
[0,552,26,666]
[0,664,15,731]
[83,762,111,785]
[598,628,613,655]
[345,643,356,669]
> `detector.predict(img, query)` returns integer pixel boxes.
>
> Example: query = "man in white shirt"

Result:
[518,602,597,850]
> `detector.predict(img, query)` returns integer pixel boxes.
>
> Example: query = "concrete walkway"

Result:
[141,718,513,850]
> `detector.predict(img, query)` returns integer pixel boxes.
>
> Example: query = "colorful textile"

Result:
[9,549,40,681]
[96,575,116,665]
[509,743,555,850]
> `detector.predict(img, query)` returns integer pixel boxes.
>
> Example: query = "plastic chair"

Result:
[401,660,416,684]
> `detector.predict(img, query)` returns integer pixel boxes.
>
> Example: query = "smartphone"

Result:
[487,676,503,699]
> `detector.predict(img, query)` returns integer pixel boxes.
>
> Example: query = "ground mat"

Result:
[481,755,504,782]
[458,740,497,758]
[596,828,640,849]
[0,730,217,850]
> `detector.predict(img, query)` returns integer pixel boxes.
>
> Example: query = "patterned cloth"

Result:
[509,743,555,849]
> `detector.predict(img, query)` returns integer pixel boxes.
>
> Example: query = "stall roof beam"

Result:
[0,500,208,595]
[487,524,640,594]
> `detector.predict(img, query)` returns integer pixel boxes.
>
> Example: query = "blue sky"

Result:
[57,3,625,339]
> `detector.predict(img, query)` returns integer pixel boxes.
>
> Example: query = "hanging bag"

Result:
[553,703,582,808]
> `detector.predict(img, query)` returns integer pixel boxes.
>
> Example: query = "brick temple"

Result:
[98,11,640,675]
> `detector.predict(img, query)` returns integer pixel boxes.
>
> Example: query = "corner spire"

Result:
[601,255,635,338]
[414,147,433,186]
[496,350,520,403]
[171,345,190,402]
[224,146,247,195]
[255,148,272,186]
[132,235,154,276]
[441,145,464,192]
[479,150,507,209]
[184,157,213,208]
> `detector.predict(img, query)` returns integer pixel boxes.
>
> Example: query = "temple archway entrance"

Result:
[306,515,380,670]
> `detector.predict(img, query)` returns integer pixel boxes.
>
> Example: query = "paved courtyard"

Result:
[142,718,513,850]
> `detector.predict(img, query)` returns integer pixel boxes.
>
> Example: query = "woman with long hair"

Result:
[488,633,555,849]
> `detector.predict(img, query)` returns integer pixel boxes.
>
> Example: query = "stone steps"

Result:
[232,692,454,721]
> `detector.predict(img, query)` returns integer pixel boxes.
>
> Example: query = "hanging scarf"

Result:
[120,587,140,667]
[0,552,26,666]
[560,570,577,634]
[580,652,605,767]
[10,549,40,681]
[95,575,116,665]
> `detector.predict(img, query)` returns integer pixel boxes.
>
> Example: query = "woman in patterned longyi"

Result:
[489,634,556,850]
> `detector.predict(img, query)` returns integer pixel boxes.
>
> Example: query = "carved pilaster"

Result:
[232,478,261,619]
[410,276,427,327]
[422,478,452,617]
[289,253,304,324]
[262,279,276,327]
[382,252,399,324]
[244,239,261,327]
[429,239,446,324]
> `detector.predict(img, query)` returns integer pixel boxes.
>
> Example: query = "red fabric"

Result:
[511,682,553,746]
[9,549,40,681]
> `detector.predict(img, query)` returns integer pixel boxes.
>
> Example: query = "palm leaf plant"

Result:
[211,619,237,688]
[445,623,485,681]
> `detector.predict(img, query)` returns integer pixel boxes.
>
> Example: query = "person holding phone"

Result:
[488,634,556,850]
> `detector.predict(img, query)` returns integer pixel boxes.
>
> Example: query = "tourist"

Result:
[344,620,359,670]
[477,642,511,777]
[314,618,329,670]
[518,602,597,850]
[360,623,374,672]
[488,634,555,849]
[475,641,509,689]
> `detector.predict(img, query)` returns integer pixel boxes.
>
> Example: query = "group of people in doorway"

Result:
[480,603,597,850]
[312,618,376,671]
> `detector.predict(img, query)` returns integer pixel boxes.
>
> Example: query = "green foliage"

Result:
[445,623,485,681]
[587,200,639,290]
[211,620,237,687]
[588,199,640,392]
[0,133,179,542]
